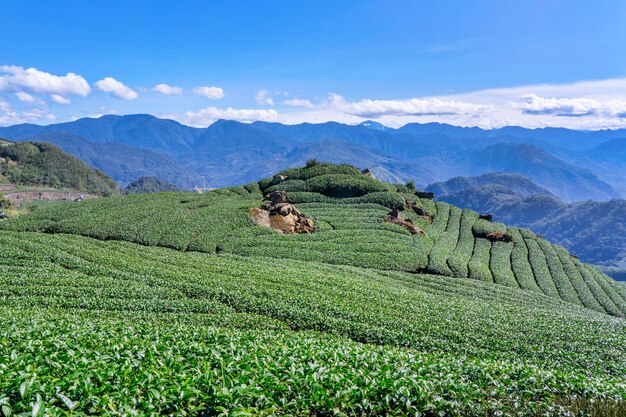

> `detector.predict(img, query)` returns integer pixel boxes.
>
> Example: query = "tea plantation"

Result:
[1,163,625,416]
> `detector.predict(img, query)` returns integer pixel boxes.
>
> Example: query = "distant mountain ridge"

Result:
[22,132,201,188]
[1,114,624,199]
[428,173,626,280]
[465,143,619,201]
[427,172,556,199]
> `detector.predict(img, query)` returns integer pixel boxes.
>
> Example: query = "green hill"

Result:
[1,162,625,416]
[124,176,181,194]
[0,140,119,196]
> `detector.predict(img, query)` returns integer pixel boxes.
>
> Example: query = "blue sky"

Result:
[1,0,626,129]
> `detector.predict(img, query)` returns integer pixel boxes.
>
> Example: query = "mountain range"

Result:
[0,114,624,201]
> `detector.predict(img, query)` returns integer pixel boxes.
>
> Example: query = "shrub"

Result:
[525,238,560,298]
[274,164,363,183]
[508,227,542,292]
[448,210,479,278]
[537,239,582,306]
[472,219,508,239]
[0,195,12,210]
[305,174,394,198]
[490,242,517,288]
[306,159,321,167]
[427,206,461,276]
[468,238,493,282]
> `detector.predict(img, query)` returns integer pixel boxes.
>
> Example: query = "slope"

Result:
[21,132,201,189]
[4,162,625,318]
[0,140,118,196]
[124,176,181,194]
[427,173,626,280]
[426,172,556,199]
[2,163,626,415]
[465,143,619,202]
[1,231,624,415]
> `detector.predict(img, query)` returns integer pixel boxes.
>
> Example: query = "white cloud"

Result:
[51,94,71,105]
[169,106,278,127]
[517,94,626,118]
[328,94,492,117]
[95,77,138,100]
[15,91,43,104]
[255,89,274,106]
[0,107,54,126]
[153,83,183,95]
[283,98,314,108]
[193,86,224,99]
[271,78,626,130]
[0,99,11,112]
[0,65,90,96]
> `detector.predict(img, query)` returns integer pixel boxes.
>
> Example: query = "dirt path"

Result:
[4,191,98,207]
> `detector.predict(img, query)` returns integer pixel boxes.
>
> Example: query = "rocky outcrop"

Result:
[384,208,425,235]
[404,200,433,224]
[485,231,513,243]
[249,191,315,234]
[415,191,434,200]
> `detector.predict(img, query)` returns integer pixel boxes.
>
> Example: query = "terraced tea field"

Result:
[7,165,625,318]
[1,163,625,415]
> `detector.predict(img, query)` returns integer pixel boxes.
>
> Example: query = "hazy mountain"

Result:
[428,173,626,280]
[359,120,391,131]
[562,138,626,197]
[282,140,437,186]
[397,123,621,151]
[1,115,625,198]
[465,143,619,202]
[0,114,201,154]
[22,132,201,189]
[426,172,555,199]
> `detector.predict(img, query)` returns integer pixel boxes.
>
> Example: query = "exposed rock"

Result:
[485,231,513,243]
[250,190,315,234]
[479,213,494,222]
[267,190,288,204]
[270,174,288,186]
[415,191,434,200]
[404,200,433,224]
[384,209,426,235]
[362,168,375,178]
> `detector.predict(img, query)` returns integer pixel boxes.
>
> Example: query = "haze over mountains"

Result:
[0,114,625,203]
[428,173,626,280]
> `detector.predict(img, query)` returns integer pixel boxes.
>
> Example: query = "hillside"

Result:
[21,132,201,189]
[124,176,181,194]
[465,144,619,202]
[1,162,626,415]
[2,115,625,199]
[5,162,624,315]
[428,173,626,280]
[426,172,556,199]
[0,140,119,196]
